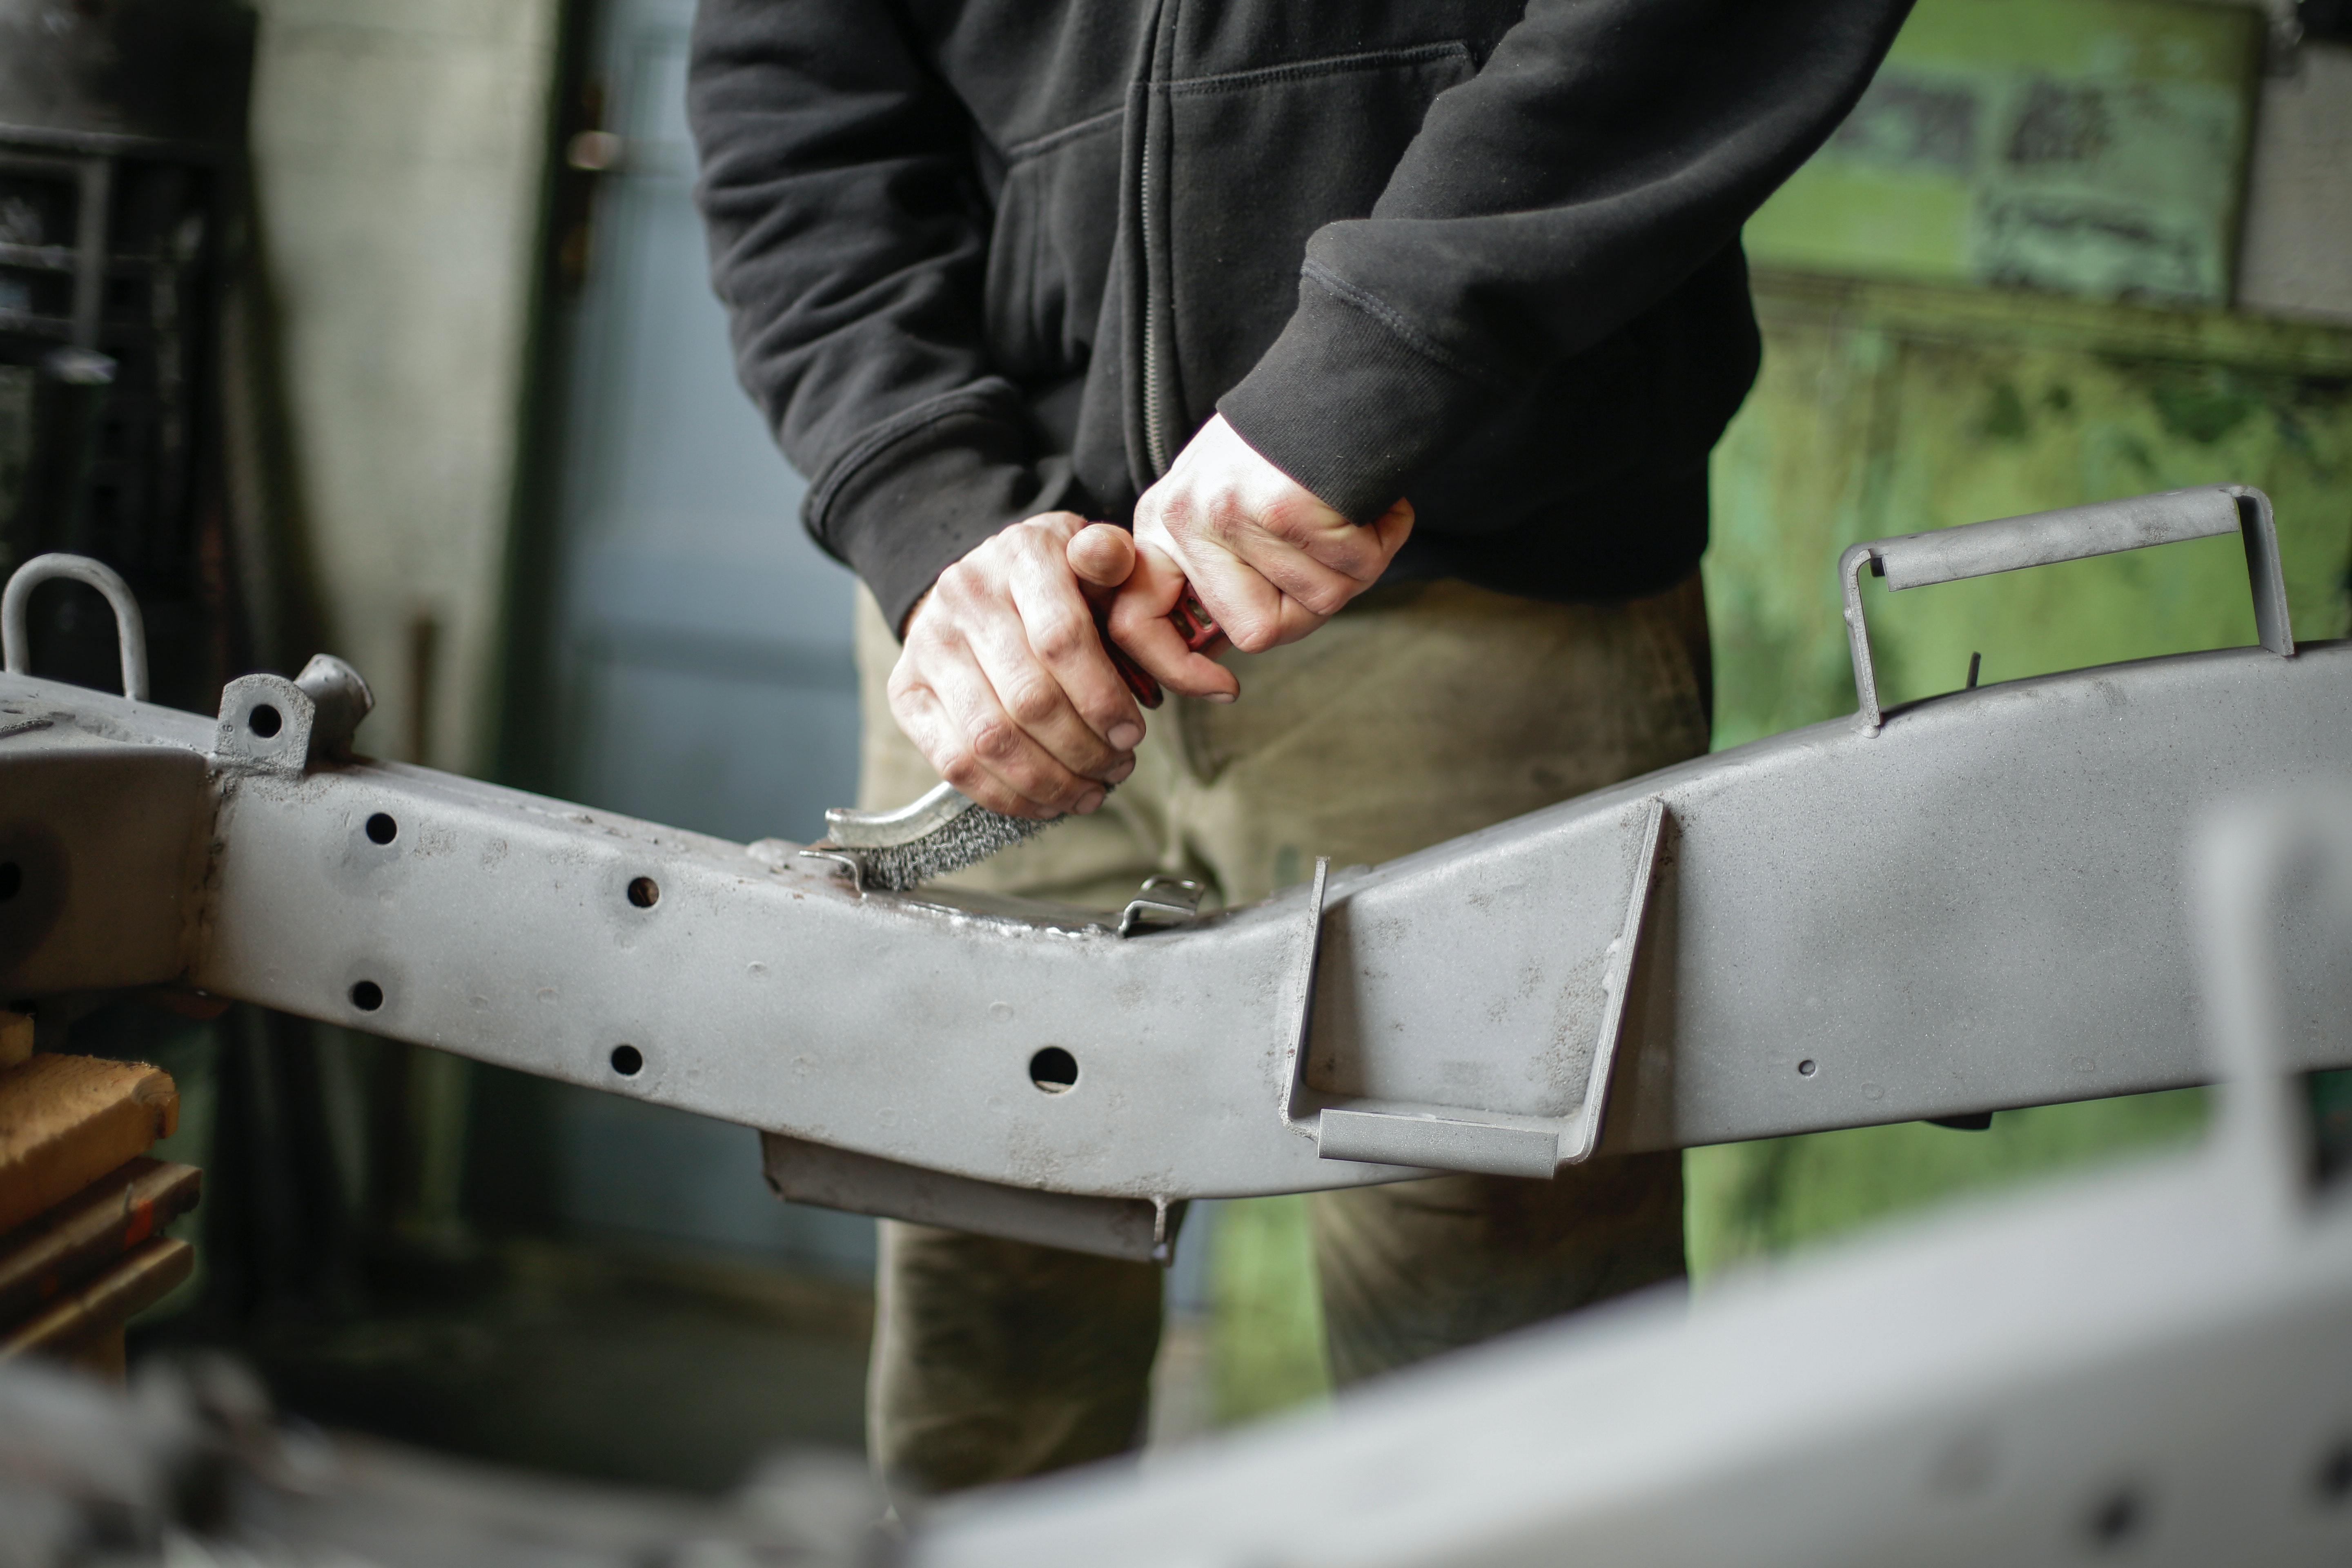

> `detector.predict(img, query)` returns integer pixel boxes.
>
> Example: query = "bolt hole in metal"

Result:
[349,980,384,1012]
[365,812,398,845]
[1797,1058,1817,1077]
[247,704,282,739]
[2318,1440,2352,1506]
[610,1044,644,1076]
[1029,1046,1078,1093]
[0,861,18,902]
[627,876,659,909]
[2085,1486,2145,1549]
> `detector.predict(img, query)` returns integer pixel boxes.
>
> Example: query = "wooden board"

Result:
[0,1158,201,1327]
[0,1056,178,1236]
[0,1237,195,1361]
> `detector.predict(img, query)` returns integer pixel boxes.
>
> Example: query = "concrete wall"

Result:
[246,0,560,772]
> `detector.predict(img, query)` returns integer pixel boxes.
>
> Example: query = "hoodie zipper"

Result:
[1138,107,1171,479]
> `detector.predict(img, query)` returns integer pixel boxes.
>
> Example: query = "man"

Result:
[690,0,1911,1503]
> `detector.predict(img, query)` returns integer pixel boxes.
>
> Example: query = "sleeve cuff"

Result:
[807,394,1084,635]
[1215,272,1495,523]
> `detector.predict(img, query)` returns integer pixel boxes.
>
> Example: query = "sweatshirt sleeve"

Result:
[1217,0,1915,523]
[688,0,1072,633]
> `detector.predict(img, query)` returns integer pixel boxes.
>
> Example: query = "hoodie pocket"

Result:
[1149,42,1475,447]
[985,107,1126,384]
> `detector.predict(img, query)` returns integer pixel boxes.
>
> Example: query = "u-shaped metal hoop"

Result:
[1,552,151,702]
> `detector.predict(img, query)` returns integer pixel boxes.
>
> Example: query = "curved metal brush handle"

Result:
[1840,484,2293,737]
[824,779,975,849]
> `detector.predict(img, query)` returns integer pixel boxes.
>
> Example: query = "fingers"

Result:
[888,514,1143,817]
[898,635,1105,817]
[1066,522,1136,592]
[1000,541,1145,755]
[1368,495,1417,558]
[1169,514,1352,651]
[1132,414,1416,656]
[1109,541,1241,700]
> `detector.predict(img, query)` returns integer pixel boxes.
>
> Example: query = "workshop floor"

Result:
[179,1238,872,1496]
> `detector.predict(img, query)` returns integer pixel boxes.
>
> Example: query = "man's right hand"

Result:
[889,513,1144,819]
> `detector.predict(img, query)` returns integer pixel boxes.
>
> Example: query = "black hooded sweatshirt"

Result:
[689,0,1913,633]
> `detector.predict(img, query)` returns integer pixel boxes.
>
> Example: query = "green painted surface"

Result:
[1687,1090,2209,1281]
[1710,270,2352,753]
[1746,0,2261,303]
[1207,1194,1330,1423]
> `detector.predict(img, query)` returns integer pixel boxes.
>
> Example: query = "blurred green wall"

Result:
[1744,0,2262,303]
[1713,270,2352,751]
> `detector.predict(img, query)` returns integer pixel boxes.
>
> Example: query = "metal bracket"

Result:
[1278,858,1333,1130]
[1,553,149,702]
[1842,484,2293,736]
[1301,799,1668,1178]
[212,673,315,774]
[1118,875,1205,938]
[293,654,374,763]
[760,1131,1185,1265]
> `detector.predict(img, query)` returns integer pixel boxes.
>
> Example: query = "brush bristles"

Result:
[857,802,1063,891]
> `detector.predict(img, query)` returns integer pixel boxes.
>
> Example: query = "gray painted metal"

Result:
[8,639,2348,1201]
[1841,483,2290,735]
[916,793,2352,1568]
[822,779,973,848]
[4,486,2351,1258]
[0,552,149,701]
[760,1131,1183,1263]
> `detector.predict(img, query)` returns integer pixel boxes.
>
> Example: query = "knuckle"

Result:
[1299,581,1350,618]
[1004,678,1059,727]
[1228,615,1277,653]
[1259,498,1312,545]
[1202,497,1252,545]
[970,719,1021,763]
[1031,615,1085,665]
[935,563,980,606]
[939,753,985,793]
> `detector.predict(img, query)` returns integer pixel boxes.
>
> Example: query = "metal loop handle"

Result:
[1,552,151,702]
[1840,484,2293,737]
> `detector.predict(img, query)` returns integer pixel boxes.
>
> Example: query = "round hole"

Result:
[1796,1058,1817,1077]
[1029,1046,1078,1093]
[2317,1441,2352,1506]
[365,812,398,845]
[248,704,283,738]
[627,876,660,909]
[349,980,384,1012]
[0,861,19,902]
[2086,1487,2143,1548]
[610,1044,644,1076]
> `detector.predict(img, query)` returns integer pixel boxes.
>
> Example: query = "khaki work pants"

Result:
[853,574,1712,1501]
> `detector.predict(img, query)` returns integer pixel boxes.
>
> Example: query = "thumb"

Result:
[1067,521,1138,590]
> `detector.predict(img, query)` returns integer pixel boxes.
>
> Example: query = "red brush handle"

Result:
[1100,584,1220,711]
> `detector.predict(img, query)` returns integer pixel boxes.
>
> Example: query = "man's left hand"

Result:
[1111,414,1413,700]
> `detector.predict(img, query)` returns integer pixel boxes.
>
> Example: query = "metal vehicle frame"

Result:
[2,486,2345,1261]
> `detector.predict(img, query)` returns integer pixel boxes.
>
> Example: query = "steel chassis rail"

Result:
[919,795,2352,1568]
[2,487,2347,1261]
